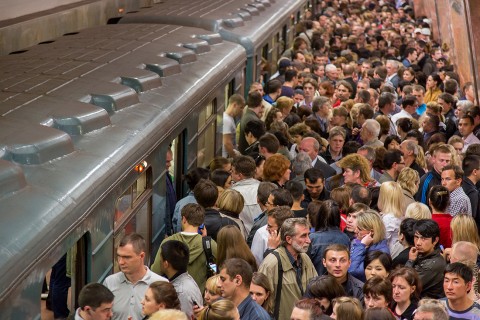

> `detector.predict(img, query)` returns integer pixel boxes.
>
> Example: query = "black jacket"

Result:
[313,158,337,180]
[406,248,446,299]
[204,208,239,241]
[301,187,330,209]
[462,177,480,222]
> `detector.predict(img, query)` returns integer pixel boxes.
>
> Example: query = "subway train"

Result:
[0,0,308,318]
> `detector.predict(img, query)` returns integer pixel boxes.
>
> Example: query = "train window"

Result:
[197,101,216,168]
[282,25,287,53]
[113,199,151,272]
[41,235,88,320]
[271,35,278,74]
[113,167,153,270]
[224,80,235,110]
[114,168,150,224]
[262,43,268,61]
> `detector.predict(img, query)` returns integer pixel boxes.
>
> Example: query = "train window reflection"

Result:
[197,101,216,168]
[115,169,150,226]
[113,199,151,272]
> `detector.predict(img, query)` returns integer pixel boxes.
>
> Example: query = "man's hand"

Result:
[409,247,419,261]
[267,229,281,250]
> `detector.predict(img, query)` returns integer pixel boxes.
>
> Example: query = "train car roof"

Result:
[119,0,306,56]
[0,23,245,301]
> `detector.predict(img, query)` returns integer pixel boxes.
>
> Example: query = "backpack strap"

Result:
[202,236,214,264]
[272,251,283,320]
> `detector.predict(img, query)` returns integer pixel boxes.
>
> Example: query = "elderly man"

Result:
[385,60,400,89]
[324,63,339,84]
[400,140,426,177]
[360,119,383,148]
[258,218,317,320]
[298,137,336,179]
[357,146,382,182]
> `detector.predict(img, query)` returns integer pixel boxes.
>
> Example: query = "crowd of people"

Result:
[67,0,480,319]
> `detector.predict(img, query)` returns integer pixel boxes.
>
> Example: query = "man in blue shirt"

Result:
[218,258,270,320]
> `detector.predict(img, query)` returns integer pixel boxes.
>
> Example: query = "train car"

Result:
[0,22,245,319]
[0,0,149,56]
[117,0,309,94]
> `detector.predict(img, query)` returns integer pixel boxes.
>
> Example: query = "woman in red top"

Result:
[428,185,452,248]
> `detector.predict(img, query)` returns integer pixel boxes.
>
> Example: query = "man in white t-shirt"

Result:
[222,94,245,158]
[391,95,417,124]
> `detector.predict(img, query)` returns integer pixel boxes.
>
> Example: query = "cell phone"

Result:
[192,298,199,307]
[198,224,205,235]
[209,262,217,274]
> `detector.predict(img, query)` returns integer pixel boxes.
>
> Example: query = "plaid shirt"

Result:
[447,187,472,217]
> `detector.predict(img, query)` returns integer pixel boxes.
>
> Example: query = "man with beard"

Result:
[258,218,317,320]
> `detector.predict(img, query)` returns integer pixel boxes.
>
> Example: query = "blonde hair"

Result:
[415,145,427,169]
[444,144,462,167]
[276,96,294,112]
[405,202,432,220]
[426,102,445,122]
[338,154,373,183]
[397,167,420,195]
[356,210,386,243]
[150,309,188,320]
[198,299,238,320]
[451,214,480,249]
[205,275,221,297]
[333,297,363,320]
[377,181,404,218]
[217,189,244,215]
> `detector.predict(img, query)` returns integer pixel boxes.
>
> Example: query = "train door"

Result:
[40,234,89,320]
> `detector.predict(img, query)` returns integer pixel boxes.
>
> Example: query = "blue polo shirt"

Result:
[237,295,271,320]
